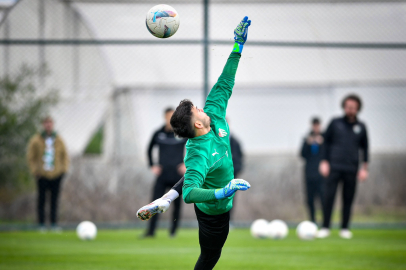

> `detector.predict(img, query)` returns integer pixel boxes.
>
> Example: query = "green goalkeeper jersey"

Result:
[182,52,241,215]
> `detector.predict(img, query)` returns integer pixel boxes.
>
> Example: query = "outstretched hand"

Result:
[234,16,251,45]
[215,179,251,200]
[137,198,171,221]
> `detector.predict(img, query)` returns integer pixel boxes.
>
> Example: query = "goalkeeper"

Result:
[137,17,252,270]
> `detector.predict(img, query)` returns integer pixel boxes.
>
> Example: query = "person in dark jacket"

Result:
[145,108,187,237]
[318,94,369,239]
[300,117,324,224]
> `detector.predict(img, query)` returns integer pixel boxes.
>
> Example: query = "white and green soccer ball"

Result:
[266,219,289,239]
[76,221,97,241]
[146,4,180,38]
[296,221,318,240]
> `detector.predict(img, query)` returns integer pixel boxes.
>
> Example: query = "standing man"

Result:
[145,107,187,238]
[27,116,69,232]
[137,17,251,269]
[300,117,324,224]
[318,94,369,239]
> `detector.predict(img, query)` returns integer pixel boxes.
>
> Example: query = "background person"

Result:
[27,116,69,232]
[300,117,324,224]
[229,133,244,223]
[145,107,187,238]
[318,94,369,239]
[230,135,243,178]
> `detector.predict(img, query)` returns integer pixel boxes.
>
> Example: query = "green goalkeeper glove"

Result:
[214,179,251,200]
[233,16,251,54]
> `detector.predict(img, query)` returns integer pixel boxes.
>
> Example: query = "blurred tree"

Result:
[84,126,104,155]
[0,65,58,205]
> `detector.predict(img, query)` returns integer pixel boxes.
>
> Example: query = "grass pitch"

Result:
[1,228,405,270]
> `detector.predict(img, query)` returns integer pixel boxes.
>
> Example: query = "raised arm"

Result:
[203,16,251,120]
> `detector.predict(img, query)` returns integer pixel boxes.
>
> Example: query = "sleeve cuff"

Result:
[232,42,243,54]
[214,189,224,200]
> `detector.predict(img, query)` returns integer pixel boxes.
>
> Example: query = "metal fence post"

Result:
[203,0,209,100]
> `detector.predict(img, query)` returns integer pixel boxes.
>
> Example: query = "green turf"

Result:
[1,229,406,270]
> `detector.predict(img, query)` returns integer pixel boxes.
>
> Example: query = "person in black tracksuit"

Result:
[318,94,369,238]
[300,117,324,224]
[145,108,187,237]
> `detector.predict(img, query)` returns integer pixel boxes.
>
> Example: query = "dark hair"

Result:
[311,117,320,125]
[164,107,174,114]
[42,116,53,123]
[342,94,362,111]
[170,99,195,138]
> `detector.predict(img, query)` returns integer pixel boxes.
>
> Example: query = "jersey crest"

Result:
[218,128,228,138]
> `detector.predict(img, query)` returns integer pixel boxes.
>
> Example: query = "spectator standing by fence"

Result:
[300,117,324,224]
[318,94,369,239]
[27,116,69,232]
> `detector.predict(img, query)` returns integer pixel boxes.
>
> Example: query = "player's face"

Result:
[312,123,320,134]
[344,99,359,119]
[42,119,54,133]
[165,111,174,128]
[192,106,210,128]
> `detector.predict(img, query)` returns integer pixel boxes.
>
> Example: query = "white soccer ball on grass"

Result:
[266,219,289,239]
[250,219,269,239]
[296,221,318,240]
[76,221,97,241]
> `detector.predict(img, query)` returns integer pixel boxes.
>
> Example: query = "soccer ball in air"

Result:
[266,219,289,239]
[296,221,318,240]
[76,221,97,241]
[250,219,268,239]
[146,4,180,38]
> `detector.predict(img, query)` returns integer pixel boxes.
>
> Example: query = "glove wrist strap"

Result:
[214,189,225,200]
[232,42,243,54]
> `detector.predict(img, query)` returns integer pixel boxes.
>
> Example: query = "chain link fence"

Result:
[0,0,405,228]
